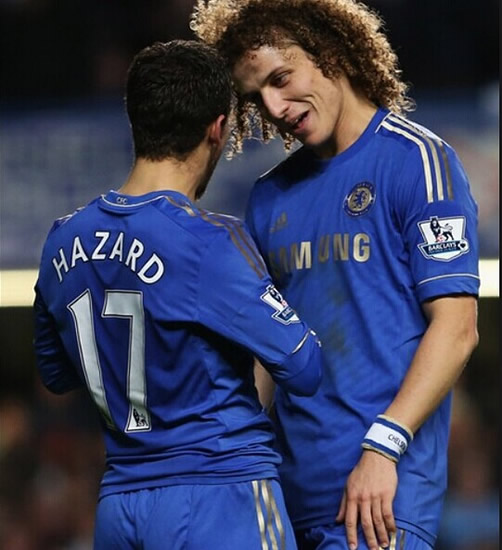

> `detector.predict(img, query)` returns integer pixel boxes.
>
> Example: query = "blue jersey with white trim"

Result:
[245,108,479,545]
[34,189,322,498]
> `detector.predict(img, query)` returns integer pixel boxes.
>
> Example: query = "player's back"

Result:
[35,189,283,497]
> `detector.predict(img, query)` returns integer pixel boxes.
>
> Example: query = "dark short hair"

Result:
[126,40,232,161]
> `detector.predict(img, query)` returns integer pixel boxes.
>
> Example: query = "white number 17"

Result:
[68,289,151,433]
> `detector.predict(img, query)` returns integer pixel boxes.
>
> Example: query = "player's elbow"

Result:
[453,324,479,383]
[43,380,71,395]
[39,369,81,395]
[286,365,322,396]
[278,333,323,396]
[453,303,480,362]
[36,353,83,395]
[462,323,479,361]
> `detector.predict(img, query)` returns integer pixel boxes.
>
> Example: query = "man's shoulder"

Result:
[160,198,246,243]
[160,202,259,267]
[376,112,450,155]
[188,209,267,277]
[256,146,310,188]
[46,198,99,238]
[193,209,246,236]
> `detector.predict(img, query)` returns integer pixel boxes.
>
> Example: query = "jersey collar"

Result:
[101,189,193,209]
[305,107,390,169]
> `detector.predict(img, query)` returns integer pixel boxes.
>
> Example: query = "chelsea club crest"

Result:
[344,182,376,216]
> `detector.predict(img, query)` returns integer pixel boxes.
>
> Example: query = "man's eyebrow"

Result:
[237,57,292,102]
[267,66,287,80]
[243,66,287,98]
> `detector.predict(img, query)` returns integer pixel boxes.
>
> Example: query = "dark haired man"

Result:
[192,1,480,549]
[34,40,322,550]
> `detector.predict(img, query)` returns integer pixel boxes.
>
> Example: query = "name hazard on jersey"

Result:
[51,231,165,284]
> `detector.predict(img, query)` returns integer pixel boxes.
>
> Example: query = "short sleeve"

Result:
[396,141,480,302]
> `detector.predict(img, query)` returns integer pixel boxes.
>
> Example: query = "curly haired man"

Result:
[192,1,480,549]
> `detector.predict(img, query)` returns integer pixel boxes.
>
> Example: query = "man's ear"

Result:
[207,114,227,147]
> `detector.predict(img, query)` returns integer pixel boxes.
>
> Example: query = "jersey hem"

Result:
[416,276,479,303]
[98,469,279,500]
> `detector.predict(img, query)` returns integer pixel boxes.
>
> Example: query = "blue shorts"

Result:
[94,479,297,549]
[295,524,432,550]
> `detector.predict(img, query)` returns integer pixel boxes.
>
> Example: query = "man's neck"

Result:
[315,82,378,159]
[118,149,207,201]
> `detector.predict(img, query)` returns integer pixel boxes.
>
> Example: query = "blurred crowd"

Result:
[0,385,102,550]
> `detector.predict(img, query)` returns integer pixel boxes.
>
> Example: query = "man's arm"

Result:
[254,358,276,412]
[34,290,83,394]
[337,295,478,550]
[199,223,322,398]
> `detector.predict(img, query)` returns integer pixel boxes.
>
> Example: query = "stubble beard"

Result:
[195,147,221,201]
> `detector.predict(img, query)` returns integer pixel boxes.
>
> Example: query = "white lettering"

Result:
[92,231,110,260]
[137,254,165,284]
[109,232,124,262]
[71,236,89,268]
[50,233,164,284]
[52,248,69,283]
[125,239,144,272]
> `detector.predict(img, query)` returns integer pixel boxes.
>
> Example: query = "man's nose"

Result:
[261,88,288,121]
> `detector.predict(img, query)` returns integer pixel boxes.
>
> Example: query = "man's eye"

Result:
[273,73,288,87]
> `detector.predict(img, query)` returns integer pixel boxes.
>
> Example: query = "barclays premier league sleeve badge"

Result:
[417,216,470,261]
[260,285,300,325]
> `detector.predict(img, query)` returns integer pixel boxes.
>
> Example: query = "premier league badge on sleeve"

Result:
[260,285,300,324]
[417,216,470,261]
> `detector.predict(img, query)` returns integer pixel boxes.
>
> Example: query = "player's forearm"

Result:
[34,292,83,394]
[254,359,276,412]
[384,295,478,434]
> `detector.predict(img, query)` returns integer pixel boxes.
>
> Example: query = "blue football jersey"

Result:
[245,108,479,545]
[34,189,322,499]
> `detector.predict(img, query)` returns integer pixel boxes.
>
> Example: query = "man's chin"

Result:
[195,180,209,201]
[195,170,213,200]
[295,132,318,149]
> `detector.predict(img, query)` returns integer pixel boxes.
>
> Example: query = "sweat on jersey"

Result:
[245,108,479,546]
[34,189,322,499]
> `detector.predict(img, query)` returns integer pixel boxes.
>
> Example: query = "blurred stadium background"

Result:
[0,1,498,549]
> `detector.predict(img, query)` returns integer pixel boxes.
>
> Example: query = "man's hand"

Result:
[336,450,397,550]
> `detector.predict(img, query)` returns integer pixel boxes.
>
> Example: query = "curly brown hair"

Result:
[191,0,414,155]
